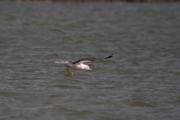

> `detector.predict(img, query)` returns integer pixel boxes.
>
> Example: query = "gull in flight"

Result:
[55,54,113,76]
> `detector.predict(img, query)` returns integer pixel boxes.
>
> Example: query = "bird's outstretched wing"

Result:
[72,54,113,64]
[72,57,96,64]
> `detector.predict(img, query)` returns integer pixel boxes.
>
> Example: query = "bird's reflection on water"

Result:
[64,67,75,77]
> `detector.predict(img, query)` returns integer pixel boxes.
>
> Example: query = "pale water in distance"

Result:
[0,2,180,120]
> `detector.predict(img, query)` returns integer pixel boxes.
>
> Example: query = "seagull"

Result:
[55,54,113,75]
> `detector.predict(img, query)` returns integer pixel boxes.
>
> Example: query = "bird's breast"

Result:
[76,64,91,70]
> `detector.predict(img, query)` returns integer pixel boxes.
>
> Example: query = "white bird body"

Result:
[75,63,91,70]
[55,60,91,70]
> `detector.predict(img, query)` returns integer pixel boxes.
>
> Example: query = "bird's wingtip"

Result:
[104,53,113,59]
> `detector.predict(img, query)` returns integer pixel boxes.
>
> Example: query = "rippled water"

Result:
[0,2,180,120]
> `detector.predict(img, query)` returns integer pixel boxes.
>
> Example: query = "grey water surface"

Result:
[0,2,180,120]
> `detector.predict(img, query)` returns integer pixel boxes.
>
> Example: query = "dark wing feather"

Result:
[104,54,113,59]
[72,54,113,64]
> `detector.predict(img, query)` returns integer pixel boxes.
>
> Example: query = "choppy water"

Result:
[0,2,180,120]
